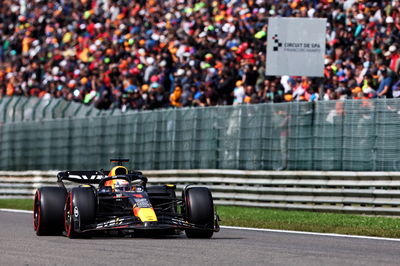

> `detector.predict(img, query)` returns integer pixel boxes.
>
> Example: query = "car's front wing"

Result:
[78,215,219,233]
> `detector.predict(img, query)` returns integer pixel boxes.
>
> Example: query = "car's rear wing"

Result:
[57,171,106,184]
[57,170,147,187]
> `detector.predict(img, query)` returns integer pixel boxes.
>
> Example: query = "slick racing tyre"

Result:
[184,187,214,239]
[34,187,67,236]
[64,187,96,238]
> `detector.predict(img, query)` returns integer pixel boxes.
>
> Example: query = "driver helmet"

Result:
[108,166,128,176]
[104,179,130,192]
[105,166,130,191]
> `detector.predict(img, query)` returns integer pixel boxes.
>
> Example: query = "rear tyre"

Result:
[64,187,96,238]
[184,187,214,239]
[33,187,67,236]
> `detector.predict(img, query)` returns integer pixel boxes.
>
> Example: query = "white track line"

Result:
[2,208,399,242]
[0,208,33,214]
[220,225,400,242]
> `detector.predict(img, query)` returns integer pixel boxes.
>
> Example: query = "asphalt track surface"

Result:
[1,210,400,266]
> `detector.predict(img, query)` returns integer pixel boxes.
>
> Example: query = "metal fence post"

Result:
[51,100,61,119]
[61,101,71,118]
[20,97,30,121]
[31,98,38,120]
[2,97,13,123]
[311,101,316,170]
[42,98,53,119]
[11,97,22,122]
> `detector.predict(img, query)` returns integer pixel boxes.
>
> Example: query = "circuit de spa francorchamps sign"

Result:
[266,17,326,77]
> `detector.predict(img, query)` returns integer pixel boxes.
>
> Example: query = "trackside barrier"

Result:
[1,170,400,215]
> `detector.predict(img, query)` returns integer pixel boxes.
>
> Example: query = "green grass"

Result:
[2,199,400,238]
[0,199,33,210]
[216,206,400,238]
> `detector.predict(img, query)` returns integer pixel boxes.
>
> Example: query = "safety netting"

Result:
[1,97,400,171]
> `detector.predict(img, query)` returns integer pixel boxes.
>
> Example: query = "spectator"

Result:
[233,80,245,105]
[377,67,393,98]
[260,79,282,103]
[170,86,182,107]
[0,0,398,109]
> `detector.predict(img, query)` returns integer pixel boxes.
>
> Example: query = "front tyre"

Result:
[184,187,214,239]
[33,187,67,236]
[64,187,96,238]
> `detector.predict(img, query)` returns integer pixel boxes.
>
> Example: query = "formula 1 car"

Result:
[33,159,219,238]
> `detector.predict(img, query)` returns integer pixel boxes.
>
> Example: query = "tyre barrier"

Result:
[1,170,400,215]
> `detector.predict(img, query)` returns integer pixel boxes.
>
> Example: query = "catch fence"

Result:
[0,97,399,171]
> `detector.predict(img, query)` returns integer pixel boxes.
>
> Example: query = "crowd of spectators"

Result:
[0,0,399,111]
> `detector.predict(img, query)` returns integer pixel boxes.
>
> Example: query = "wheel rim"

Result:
[64,193,73,237]
[33,191,41,232]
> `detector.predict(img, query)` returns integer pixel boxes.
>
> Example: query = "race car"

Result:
[33,159,219,238]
